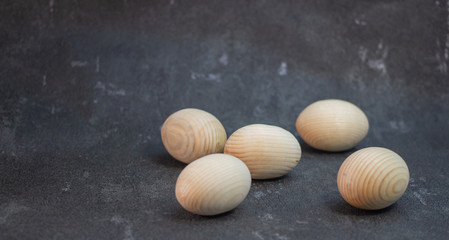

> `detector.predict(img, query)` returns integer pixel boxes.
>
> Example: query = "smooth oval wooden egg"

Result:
[295,99,369,152]
[175,154,251,216]
[161,108,227,164]
[337,147,410,210]
[224,124,301,179]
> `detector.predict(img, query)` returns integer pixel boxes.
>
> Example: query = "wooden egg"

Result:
[175,154,251,216]
[224,124,301,179]
[161,108,227,164]
[295,99,369,152]
[337,147,410,210]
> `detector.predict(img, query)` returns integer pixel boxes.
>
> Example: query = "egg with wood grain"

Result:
[337,147,410,210]
[224,124,301,179]
[161,108,227,164]
[295,99,369,152]
[175,154,251,216]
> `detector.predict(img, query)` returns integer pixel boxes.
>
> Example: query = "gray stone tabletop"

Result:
[1,0,448,239]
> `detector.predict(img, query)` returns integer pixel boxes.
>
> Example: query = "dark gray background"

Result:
[1,0,448,239]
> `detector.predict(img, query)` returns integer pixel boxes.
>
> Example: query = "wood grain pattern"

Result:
[175,154,251,216]
[337,147,410,210]
[161,108,227,164]
[295,99,369,152]
[224,124,301,179]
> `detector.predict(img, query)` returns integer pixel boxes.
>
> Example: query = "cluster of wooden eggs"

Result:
[162,109,301,215]
[161,99,409,215]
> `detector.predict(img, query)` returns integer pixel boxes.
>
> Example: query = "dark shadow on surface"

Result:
[251,174,289,183]
[150,153,186,169]
[300,138,356,154]
[329,198,396,216]
[299,138,326,155]
[173,207,236,222]
[141,141,187,169]
[200,209,236,219]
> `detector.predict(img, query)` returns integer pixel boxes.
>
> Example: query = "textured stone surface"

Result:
[1,0,448,239]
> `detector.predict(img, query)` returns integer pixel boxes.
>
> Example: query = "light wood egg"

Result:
[175,154,251,216]
[337,147,410,210]
[161,108,227,164]
[295,99,369,152]
[224,124,301,179]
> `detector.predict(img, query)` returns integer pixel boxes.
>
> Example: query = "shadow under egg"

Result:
[150,153,186,169]
[329,198,397,216]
